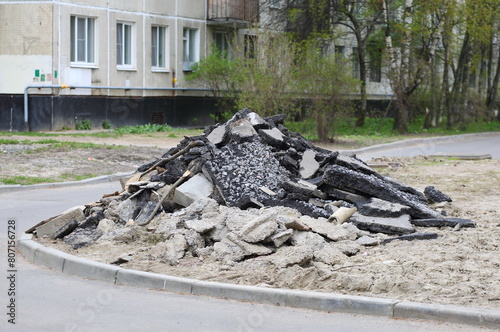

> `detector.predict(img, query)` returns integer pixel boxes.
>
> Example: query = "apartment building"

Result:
[0,0,391,131]
[0,0,258,131]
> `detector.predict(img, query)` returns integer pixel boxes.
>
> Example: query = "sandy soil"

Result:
[3,133,499,311]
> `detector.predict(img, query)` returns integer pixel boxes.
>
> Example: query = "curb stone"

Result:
[18,234,500,329]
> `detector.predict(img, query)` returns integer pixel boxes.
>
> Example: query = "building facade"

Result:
[0,0,391,131]
[0,0,259,131]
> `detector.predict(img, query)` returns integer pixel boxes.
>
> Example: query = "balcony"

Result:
[207,0,259,27]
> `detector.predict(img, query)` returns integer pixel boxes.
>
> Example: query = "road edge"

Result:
[339,131,500,156]
[18,233,500,329]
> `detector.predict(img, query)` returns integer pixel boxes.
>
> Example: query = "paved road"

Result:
[0,182,493,331]
[355,133,500,161]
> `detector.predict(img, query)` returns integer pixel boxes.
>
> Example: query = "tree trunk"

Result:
[448,32,470,128]
[487,43,500,117]
[382,0,409,134]
[355,38,367,127]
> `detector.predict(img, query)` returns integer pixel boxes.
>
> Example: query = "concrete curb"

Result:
[0,172,133,194]
[339,131,500,156]
[18,234,500,329]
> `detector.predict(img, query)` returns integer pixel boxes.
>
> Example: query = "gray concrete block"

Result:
[350,213,415,235]
[116,269,168,290]
[300,149,320,179]
[191,280,288,306]
[174,173,214,207]
[33,245,72,272]
[17,235,38,263]
[394,301,500,329]
[207,123,227,145]
[230,119,258,142]
[35,207,85,237]
[63,255,121,283]
[163,275,196,295]
[285,290,397,316]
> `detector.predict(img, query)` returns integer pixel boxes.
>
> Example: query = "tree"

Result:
[331,0,385,127]
[382,0,441,133]
[294,41,359,141]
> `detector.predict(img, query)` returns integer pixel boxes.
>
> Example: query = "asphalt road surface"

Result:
[0,181,493,331]
[356,133,500,161]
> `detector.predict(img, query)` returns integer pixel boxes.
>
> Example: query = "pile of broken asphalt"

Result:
[30,108,476,267]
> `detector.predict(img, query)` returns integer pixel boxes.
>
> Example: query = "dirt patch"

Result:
[4,132,499,310]
[34,155,500,310]
[0,142,167,183]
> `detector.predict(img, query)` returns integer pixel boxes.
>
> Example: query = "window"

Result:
[352,47,360,79]
[244,34,257,59]
[117,22,134,67]
[70,16,95,64]
[183,28,199,71]
[335,46,345,59]
[152,26,167,69]
[214,32,230,57]
[368,47,382,82]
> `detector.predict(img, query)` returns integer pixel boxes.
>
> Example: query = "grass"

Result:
[60,173,100,181]
[0,139,125,153]
[0,175,57,185]
[0,123,202,139]
[285,116,500,144]
[0,173,102,185]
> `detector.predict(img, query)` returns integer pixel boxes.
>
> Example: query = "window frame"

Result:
[213,31,230,58]
[151,25,168,71]
[182,27,200,71]
[70,15,97,67]
[116,21,135,70]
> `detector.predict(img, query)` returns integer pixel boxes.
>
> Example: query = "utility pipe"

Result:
[23,85,213,131]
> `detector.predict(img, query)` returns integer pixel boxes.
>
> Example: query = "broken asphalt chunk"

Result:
[349,213,415,235]
[323,165,441,219]
[381,233,439,245]
[424,186,453,203]
[411,217,475,228]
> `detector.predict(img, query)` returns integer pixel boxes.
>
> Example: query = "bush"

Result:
[102,119,112,129]
[75,119,92,130]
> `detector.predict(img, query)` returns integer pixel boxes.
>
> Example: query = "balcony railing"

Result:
[207,0,259,25]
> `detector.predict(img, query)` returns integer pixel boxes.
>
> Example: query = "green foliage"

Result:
[188,48,243,120]
[294,41,359,141]
[75,119,92,130]
[190,31,358,136]
[0,139,21,144]
[286,115,500,141]
[102,119,112,129]
[60,173,99,181]
[113,123,174,135]
[235,32,299,117]
[0,175,55,185]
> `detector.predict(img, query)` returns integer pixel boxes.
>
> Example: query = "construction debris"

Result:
[32,108,476,265]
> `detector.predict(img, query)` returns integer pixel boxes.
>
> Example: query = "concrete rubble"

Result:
[31,108,476,266]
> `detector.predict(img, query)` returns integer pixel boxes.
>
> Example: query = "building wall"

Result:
[0,0,208,97]
[0,2,54,93]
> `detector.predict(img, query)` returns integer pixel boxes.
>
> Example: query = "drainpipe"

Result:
[24,85,68,132]
[23,85,213,132]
